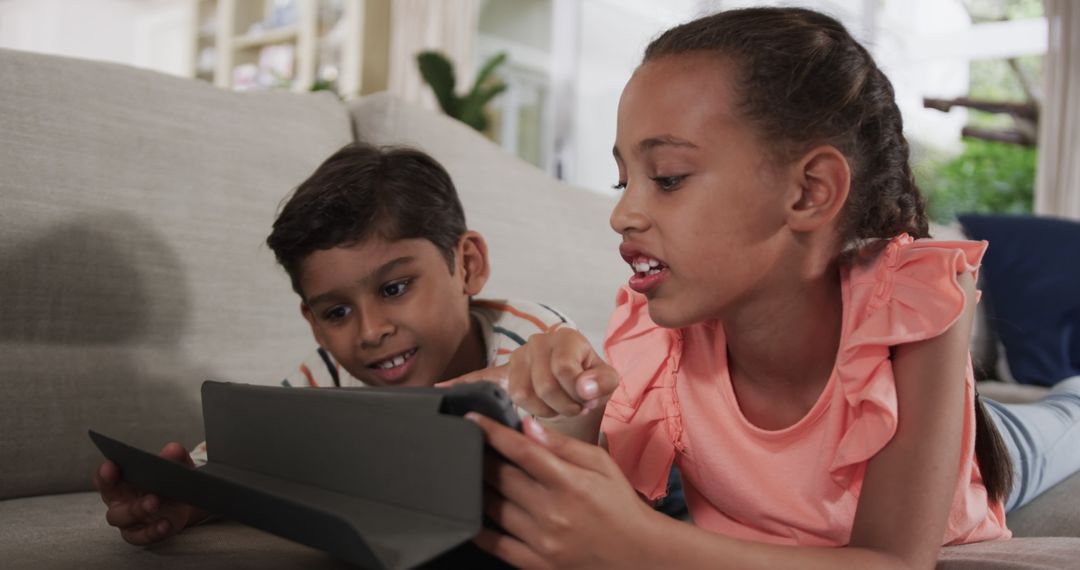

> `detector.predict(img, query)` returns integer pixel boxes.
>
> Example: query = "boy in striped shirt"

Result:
[94,143,581,546]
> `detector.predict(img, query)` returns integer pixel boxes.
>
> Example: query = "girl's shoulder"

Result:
[843,233,987,349]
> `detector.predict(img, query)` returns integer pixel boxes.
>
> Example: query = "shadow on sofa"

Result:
[0,214,206,499]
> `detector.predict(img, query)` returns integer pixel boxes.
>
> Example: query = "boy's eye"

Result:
[323,306,351,321]
[381,279,411,298]
[612,181,627,191]
[651,175,686,192]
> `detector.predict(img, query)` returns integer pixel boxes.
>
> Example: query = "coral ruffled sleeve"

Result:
[829,235,988,479]
[601,286,684,501]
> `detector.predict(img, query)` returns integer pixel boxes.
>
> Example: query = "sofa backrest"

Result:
[348,94,625,346]
[0,48,353,499]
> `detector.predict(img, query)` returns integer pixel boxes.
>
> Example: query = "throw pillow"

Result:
[958,214,1080,386]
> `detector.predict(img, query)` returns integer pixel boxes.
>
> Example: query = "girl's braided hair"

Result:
[645,7,930,257]
[644,7,1013,503]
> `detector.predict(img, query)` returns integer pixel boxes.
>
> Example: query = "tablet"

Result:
[90,380,517,569]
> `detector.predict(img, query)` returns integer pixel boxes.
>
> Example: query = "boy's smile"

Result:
[298,235,487,387]
[366,347,419,383]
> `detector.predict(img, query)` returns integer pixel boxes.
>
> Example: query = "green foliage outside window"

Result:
[915,1,1043,224]
[917,139,1037,223]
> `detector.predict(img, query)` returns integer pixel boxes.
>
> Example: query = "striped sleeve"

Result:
[473,299,577,366]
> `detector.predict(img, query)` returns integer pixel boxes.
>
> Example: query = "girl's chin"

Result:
[645,301,688,329]
[647,298,719,330]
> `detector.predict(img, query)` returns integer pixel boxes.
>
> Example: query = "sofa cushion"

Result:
[937,537,1080,569]
[0,48,353,500]
[2,492,1076,569]
[347,93,625,347]
[1006,469,1080,538]
[0,492,348,570]
[958,214,1080,386]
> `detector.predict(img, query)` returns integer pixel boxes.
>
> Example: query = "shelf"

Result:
[191,0,385,97]
[233,25,300,50]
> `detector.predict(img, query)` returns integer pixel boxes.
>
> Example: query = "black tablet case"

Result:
[89,381,502,569]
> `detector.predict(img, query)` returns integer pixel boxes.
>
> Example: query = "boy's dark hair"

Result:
[267,143,466,297]
[646,7,1014,504]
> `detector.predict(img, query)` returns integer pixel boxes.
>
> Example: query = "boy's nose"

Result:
[357,309,394,348]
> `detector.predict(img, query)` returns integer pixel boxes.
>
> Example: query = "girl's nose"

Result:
[610,185,649,235]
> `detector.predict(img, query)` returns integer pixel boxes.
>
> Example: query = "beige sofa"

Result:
[0,48,1076,568]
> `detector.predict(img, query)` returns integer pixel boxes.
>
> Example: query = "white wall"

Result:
[560,0,1045,194]
[566,0,883,195]
[2,0,1045,188]
[0,0,193,77]
[876,0,971,156]
[571,0,698,194]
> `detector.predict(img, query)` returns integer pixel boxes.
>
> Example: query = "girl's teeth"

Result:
[632,257,663,274]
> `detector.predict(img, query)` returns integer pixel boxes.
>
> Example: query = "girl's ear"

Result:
[300,302,327,347]
[785,145,851,233]
[458,230,490,296]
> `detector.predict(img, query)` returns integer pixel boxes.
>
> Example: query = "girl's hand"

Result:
[92,442,207,545]
[505,328,619,418]
[468,413,661,569]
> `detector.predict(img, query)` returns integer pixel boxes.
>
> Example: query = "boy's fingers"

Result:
[120,518,174,546]
[111,500,191,544]
[158,442,194,468]
[105,493,159,528]
[473,528,552,570]
[95,463,142,508]
[95,460,119,485]
[93,462,115,497]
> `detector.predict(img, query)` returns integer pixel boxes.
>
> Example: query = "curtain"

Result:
[1035,0,1080,220]
[387,0,480,111]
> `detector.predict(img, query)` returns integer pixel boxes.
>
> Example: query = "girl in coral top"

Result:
[459,6,1080,570]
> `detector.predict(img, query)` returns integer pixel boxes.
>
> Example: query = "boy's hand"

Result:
[92,442,206,545]
[506,328,618,419]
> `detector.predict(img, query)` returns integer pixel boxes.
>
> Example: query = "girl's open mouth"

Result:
[627,255,669,294]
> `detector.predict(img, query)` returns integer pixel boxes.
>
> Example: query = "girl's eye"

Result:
[323,306,351,321]
[612,181,627,191]
[381,279,411,298]
[652,175,686,192]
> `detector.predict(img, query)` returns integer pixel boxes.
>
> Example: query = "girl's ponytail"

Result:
[974,393,1014,503]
